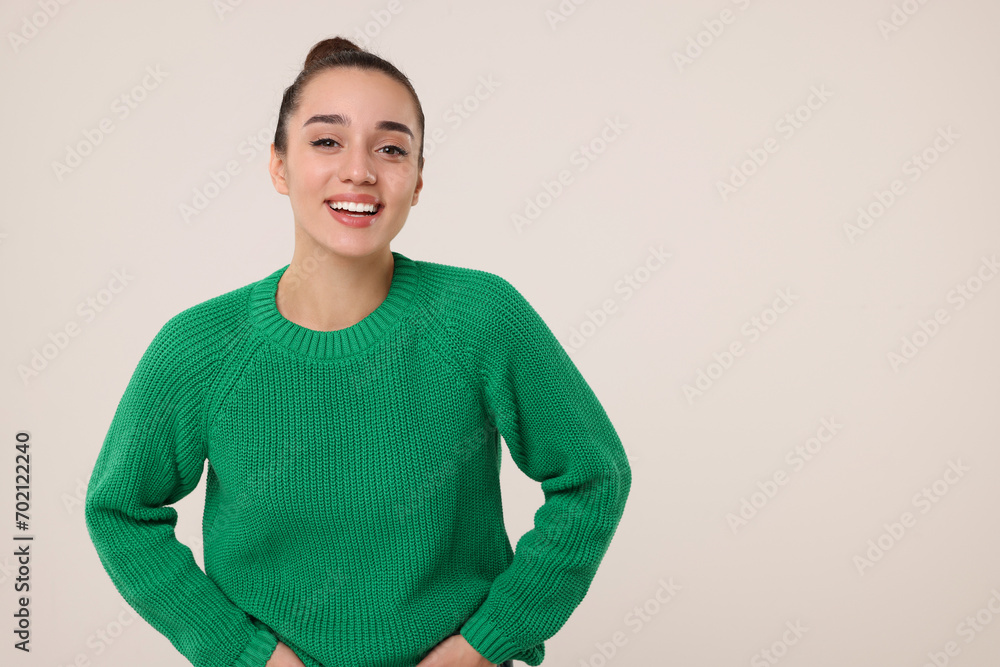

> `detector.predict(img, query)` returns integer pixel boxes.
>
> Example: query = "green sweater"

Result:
[84,251,631,667]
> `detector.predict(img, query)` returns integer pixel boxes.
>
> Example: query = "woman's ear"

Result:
[411,167,423,206]
[269,144,289,196]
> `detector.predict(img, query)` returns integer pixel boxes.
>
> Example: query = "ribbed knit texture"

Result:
[84,251,631,667]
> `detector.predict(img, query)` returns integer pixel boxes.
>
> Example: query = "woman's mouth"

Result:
[326,200,384,227]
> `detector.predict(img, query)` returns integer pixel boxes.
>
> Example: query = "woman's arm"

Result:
[85,315,279,667]
[453,274,633,664]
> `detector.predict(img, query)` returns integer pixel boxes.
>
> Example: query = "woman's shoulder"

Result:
[410,257,545,341]
[164,279,251,330]
[144,280,256,368]
[413,257,521,306]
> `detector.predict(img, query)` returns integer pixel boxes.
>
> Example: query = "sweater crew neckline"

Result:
[248,250,419,360]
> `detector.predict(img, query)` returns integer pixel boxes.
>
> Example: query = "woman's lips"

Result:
[326,201,384,228]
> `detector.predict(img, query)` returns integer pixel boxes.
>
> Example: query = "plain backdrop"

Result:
[2,1,999,665]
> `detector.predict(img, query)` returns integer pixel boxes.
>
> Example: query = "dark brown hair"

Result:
[273,37,425,170]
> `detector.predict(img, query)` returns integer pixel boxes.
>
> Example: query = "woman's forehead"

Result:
[300,69,413,112]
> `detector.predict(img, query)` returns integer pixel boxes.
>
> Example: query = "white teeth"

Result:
[328,201,377,213]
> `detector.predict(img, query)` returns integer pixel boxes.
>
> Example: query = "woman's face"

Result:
[269,67,423,260]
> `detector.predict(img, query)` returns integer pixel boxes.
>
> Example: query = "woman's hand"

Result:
[415,632,495,666]
[265,640,307,667]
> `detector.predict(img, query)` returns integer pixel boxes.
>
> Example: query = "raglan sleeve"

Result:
[84,315,279,667]
[458,274,633,665]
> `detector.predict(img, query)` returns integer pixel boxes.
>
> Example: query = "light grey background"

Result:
[2,1,999,665]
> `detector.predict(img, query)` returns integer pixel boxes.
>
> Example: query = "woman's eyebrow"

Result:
[302,113,413,139]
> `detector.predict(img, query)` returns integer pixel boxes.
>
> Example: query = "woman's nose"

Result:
[339,145,375,184]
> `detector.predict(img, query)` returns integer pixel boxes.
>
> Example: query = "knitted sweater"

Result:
[84,250,631,667]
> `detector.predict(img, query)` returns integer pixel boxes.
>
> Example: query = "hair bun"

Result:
[304,37,362,69]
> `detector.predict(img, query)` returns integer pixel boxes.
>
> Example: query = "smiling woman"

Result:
[266,39,427,331]
[84,35,631,667]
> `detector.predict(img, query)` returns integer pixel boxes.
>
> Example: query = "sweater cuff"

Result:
[232,623,279,667]
[460,611,517,663]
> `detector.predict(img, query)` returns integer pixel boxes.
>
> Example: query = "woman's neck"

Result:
[275,245,394,332]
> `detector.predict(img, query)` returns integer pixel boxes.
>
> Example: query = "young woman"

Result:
[85,36,631,667]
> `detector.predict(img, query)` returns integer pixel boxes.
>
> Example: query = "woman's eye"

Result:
[309,139,407,156]
[379,145,409,156]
